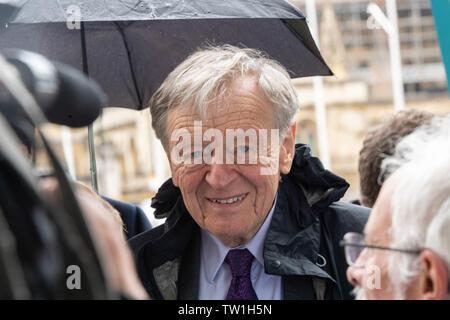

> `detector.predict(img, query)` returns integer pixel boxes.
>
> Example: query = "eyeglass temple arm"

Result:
[339,240,422,255]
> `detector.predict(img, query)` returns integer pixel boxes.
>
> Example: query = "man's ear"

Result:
[279,124,296,175]
[419,249,448,300]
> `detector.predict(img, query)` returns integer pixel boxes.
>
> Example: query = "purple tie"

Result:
[224,249,258,300]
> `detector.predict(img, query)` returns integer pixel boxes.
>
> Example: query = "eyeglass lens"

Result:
[344,233,365,266]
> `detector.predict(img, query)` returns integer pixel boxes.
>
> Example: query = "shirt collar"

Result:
[201,194,278,283]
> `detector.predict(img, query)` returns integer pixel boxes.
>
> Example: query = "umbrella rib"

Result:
[114,21,143,109]
[80,21,99,193]
[80,21,89,75]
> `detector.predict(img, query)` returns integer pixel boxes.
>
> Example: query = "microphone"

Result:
[0,2,19,24]
[2,49,106,127]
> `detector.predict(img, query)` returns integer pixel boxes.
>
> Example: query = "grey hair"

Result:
[380,114,450,298]
[148,45,299,150]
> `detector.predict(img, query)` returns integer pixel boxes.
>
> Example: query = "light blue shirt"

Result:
[198,196,282,300]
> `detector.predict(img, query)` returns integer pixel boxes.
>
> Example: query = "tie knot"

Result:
[225,249,254,278]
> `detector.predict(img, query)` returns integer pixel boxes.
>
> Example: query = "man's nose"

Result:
[205,163,238,189]
[346,264,364,287]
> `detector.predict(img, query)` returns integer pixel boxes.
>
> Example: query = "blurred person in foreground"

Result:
[7,120,149,298]
[358,109,433,208]
[102,196,152,240]
[130,45,369,300]
[40,179,149,299]
[12,124,152,240]
[344,115,450,300]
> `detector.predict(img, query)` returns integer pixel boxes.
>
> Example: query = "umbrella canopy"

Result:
[0,0,332,111]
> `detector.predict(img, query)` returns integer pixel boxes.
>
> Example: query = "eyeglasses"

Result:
[339,232,422,266]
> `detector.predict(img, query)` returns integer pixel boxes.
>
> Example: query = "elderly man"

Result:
[130,45,369,300]
[344,115,450,300]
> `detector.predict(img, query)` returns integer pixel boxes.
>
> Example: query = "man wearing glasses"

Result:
[341,115,450,300]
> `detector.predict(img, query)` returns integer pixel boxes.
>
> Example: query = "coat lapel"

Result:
[178,228,201,299]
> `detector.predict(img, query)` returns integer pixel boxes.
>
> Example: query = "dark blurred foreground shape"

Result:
[0,45,147,299]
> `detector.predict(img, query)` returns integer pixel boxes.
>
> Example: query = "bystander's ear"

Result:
[279,124,296,175]
[419,249,448,300]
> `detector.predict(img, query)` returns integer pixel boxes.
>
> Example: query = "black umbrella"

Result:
[1,0,331,110]
[0,0,332,191]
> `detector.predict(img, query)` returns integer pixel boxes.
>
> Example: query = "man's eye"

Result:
[190,151,202,158]
[237,145,250,153]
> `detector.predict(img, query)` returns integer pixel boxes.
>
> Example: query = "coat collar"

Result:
[262,144,349,281]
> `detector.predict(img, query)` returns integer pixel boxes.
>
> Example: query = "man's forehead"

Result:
[170,105,260,125]
[167,80,274,130]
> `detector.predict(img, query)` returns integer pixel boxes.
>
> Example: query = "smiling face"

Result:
[165,75,294,247]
